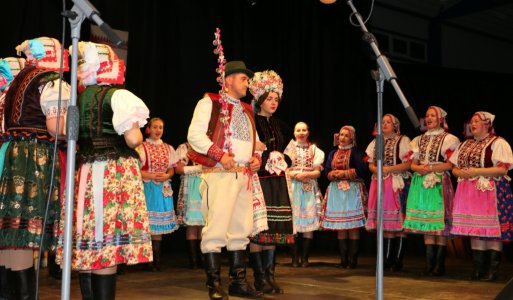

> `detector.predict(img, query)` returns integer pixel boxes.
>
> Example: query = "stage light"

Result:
[320,0,337,4]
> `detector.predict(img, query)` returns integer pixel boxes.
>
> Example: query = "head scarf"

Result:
[73,41,125,85]
[15,37,69,71]
[334,125,356,147]
[425,105,449,131]
[372,113,400,136]
[473,111,496,134]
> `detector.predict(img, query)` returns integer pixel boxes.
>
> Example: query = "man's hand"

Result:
[220,152,236,170]
[248,156,261,172]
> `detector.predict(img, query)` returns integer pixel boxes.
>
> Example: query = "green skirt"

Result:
[0,139,62,250]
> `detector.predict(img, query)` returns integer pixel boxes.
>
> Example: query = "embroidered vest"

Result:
[77,85,138,163]
[188,93,256,167]
[418,132,448,163]
[457,135,496,168]
[4,65,56,132]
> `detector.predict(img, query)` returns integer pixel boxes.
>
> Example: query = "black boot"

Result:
[348,239,359,269]
[291,236,300,267]
[300,238,312,267]
[383,238,395,270]
[228,250,263,298]
[79,272,93,300]
[249,252,273,293]
[262,249,284,294]
[470,250,487,280]
[47,251,62,280]
[188,239,200,269]
[204,252,228,300]
[150,240,162,272]
[91,273,116,300]
[391,237,406,272]
[481,250,501,282]
[337,239,348,269]
[0,266,12,299]
[423,244,435,276]
[11,267,36,300]
[432,245,446,276]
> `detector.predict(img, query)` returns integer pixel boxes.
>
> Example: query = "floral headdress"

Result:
[213,28,232,152]
[249,70,283,101]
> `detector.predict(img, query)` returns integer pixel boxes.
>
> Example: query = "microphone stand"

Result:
[344,1,420,300]
[61,1,123,299]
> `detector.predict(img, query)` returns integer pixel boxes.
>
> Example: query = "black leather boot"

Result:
[337,239,348,268]
[47,251,62,280]
[79,272,93,300]
[383,238,395,270]
[11,267,36,300]
[391,237,406,272]
[470,250,487,280]
[204,252,228,300]
[91,273,116,300]
[291,236,300,267]
[151,240,162,272]
[228,250,263,298]
[423,244,435,276]
[0,266,12,299]
[481,250,501,282]
[300,238,312,267]
[262,249,283,294]
[249,252,273,293]
[432,245,446,276]
[348,239,359,269]
[188,239,200,269]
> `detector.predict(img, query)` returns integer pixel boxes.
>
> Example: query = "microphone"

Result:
[71,0,124,47]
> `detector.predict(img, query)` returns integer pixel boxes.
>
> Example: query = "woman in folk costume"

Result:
[0,57,25,134]
[403,106,460,276]
[365,113,412,271]
[137,117,179,271]
[284,121,325,268]
[247,70,293,294]
[0,37,70,299]
[56,41,152,300]
[321,125,368,269]
[175,141,204,269]
[450,111,513,282]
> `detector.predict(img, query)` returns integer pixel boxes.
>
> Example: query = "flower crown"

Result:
[249,70,283,101]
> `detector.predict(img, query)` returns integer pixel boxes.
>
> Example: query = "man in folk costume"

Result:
[187,29,266,300]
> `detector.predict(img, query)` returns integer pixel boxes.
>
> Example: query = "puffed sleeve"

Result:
[409,135,421,161]
[167,144,180,168]
[312,145,325,169]
[449,142,464,167]
[136,143,147,167]
[441,133,460,161]
[365,139,376,163]
[110,89,150,135]
[398,135,412,162]
[40,79,71,118]
[283,139,296,160]
[491,137,513,170]
[175,143,189,165]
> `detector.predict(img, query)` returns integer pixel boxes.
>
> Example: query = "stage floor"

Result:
[37,249,511,300]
